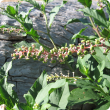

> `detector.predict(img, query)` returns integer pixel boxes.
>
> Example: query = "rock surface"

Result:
[0,0,98,107]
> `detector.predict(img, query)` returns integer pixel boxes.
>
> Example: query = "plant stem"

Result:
[89,17,101,37]
[43,12,57,49]
[65,60,76,73]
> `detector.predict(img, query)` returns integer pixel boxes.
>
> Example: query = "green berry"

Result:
[90,45,94,51]
[13,53,16,57]
[80,44,84,49]
[64,55,68,60]
[84,50,88,55]
[28,47,32,51]
[68,51,71,55]
[95,39,100,44]
[91,51,96,55]
[59,54,62,58]
[18,48,22,51]
[50,50,54,54]
[27,52,31,57]
[77,50,81,55]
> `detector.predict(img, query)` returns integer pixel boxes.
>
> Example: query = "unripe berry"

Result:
[18,48,22,51]
[64,55,68,60]
[86,40,90,45]
[28,47,32,51]
[59,54,62,58]
[91,50,96,55]
[80,44,84,49]
[69,44,75,48]
[38,52,41,56]
[33,58,38,60]
[20,55,25,58]
[77,50,82,55]
[84,50,88,55]
[95,39,100,44]
[90,45,94,51]
[50,50,54,54]
[13,53,16,57]
[68,51,71,55]
[27,52,31,57]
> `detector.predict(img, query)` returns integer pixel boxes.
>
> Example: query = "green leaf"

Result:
[41,103,51,110]
[77,55,89,76]
[12,103,19,110]
[101,28,110,39]
[68,87,100,106]
[0,79,19,106]
[78,8,108,28]
[78,0,92,8]
[71,27,87,39]
[24,70,47,107]
[49,82,70,110]
[64,18,92,29]
[0,61,12,79]
[15,2,21,15]
[35,79,66,104]
[18,7,34,31]
[93,47,110,69]
[21,0,41,10]
[48,1,67,28]
[94,101,110,110]
[13,41,41,49]
[26,28,40,42]
[6,6,16,16]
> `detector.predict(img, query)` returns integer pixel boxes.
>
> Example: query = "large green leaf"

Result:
[77,55,90,76]
[0,62,19,109]
[93,47,110,69]
[64,18,92,29]
[78,8,108,28]
[23,71,47,107]
[0,61,12,79]
[35,79,66,104]
[6,6,17,16]
[48,1,67,28]
[68,87,100,106]
[78,0,92,8]
[49,82,70,110]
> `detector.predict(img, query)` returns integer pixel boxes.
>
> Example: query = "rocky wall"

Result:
[0,0,98,106]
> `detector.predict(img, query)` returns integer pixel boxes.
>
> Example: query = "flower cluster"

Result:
[11,37,110,64]
[0,27,24,34]
[46,72,82,84]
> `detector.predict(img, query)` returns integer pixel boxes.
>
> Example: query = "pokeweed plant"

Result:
[0,0,110,110]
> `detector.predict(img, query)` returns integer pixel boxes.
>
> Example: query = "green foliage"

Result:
[78,0,92,8]
[49,1,67,28]
[1,0,110,110]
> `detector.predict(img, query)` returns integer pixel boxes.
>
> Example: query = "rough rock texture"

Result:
[0,0,98,108]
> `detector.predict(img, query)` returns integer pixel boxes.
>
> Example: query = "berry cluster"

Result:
[11,37,110,64]
[0,27,24,34]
